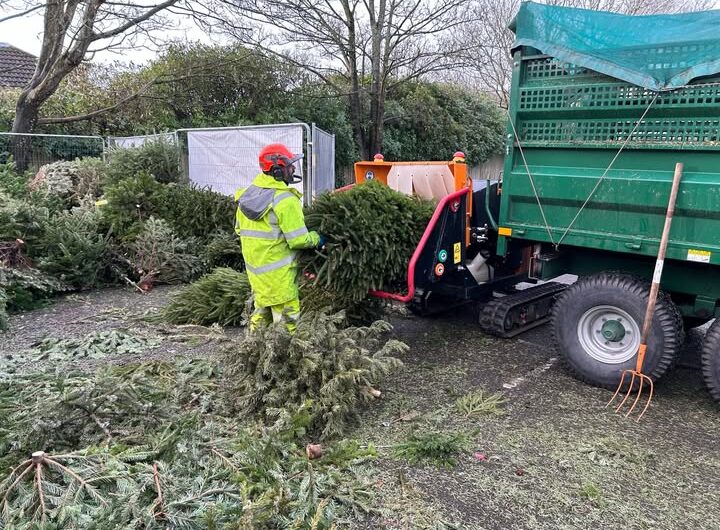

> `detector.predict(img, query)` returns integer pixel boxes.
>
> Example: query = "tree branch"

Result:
[37,76,159,125]
[91,0,178,41]
[0,3,43,24]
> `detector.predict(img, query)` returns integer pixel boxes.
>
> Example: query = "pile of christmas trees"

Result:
[164,182,435,326]
[0,311,403,527]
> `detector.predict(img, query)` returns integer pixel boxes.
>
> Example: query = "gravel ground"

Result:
[0,285,243,373]
[1,288,718,529]
[358,308,720,530]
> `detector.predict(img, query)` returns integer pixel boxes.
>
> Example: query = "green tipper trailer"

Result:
[358,2,720,402]
[496,2,720,397]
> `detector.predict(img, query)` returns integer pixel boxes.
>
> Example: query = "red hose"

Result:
[334,183,356,193]
[369,187,471,302]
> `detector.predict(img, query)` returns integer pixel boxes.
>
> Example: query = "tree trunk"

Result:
[10,92,40,172]
[348,77,368,160]
[367,0,385,158]
[341,0,368,161]
[369,90,385,157]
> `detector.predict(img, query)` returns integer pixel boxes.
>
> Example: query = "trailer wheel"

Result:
[684,316,713,330]
[552,273,683,389]
[701,320,720,403]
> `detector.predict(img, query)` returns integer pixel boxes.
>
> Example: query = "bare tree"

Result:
[221,0,475,159]
[460,0,717,108]
[0,0,238,168]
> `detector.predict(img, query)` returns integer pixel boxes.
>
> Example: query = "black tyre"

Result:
[683,316,713,330]
[552,273,683,389]
[701,319,720,402]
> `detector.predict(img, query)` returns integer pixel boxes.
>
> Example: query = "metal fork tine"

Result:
[614,371,637,413]
[609,370,656,420]
[607,370,628,408]
[635,377,654,422]
[625,375,645,418]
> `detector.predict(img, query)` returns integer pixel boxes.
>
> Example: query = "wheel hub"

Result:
[577,305,641,364]
[601,319,626,342]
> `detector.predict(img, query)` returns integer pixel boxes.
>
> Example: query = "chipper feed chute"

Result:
[352,154,483,307]
[351,154,565,326]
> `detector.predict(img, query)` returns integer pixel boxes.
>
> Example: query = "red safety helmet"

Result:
[258,143,303,173]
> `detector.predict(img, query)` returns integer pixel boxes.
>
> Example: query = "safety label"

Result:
[652,259,664,284]
[453,242,462,264]
[687,249,711,263]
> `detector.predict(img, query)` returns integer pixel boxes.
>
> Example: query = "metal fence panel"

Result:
[311,123,336,196]
[181,124,307,197]
[107,132,177,148]
[0,132,105,173]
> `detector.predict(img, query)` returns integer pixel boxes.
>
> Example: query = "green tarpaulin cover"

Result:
[510,1,720,91]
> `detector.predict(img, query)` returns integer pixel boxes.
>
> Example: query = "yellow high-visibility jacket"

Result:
[234,173,319,307]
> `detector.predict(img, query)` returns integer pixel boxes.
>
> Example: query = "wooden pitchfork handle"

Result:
[635,162,683,372]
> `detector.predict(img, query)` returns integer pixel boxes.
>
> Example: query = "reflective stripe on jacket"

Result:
[235,173,319,307]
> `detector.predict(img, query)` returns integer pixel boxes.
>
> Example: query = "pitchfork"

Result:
[607,162,684,421]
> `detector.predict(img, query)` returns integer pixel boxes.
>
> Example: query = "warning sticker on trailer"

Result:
[453,242,462,264]
[687,249,711,263]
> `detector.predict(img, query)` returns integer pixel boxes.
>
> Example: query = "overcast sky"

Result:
[2,13,45,56]
[4,1,720,63]
[1,12,221,63]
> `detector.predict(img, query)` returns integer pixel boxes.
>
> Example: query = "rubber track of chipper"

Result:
[479,282,567,338]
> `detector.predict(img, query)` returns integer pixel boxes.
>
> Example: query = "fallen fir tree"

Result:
[299,278,386,325]
[160,267,251,327]
[161,267,382,328]
[1,330,161,373]
[223,310,405,439]
[301,181,435,303]
[0,409,377,529]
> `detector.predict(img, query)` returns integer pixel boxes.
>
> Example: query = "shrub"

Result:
[102,171,165,239]
[222,311,405,439]
[301,181,435,303]
[36,207,111,289]
[105,139,181,185]
[30,157,106,207]
[161,267,250,326]
[118,216,205,286]
[159,183,237,240]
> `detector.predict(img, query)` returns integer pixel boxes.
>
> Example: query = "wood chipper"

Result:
[352,2,720,403]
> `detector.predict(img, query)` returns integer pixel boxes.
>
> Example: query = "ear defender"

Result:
[269,154,292,181]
